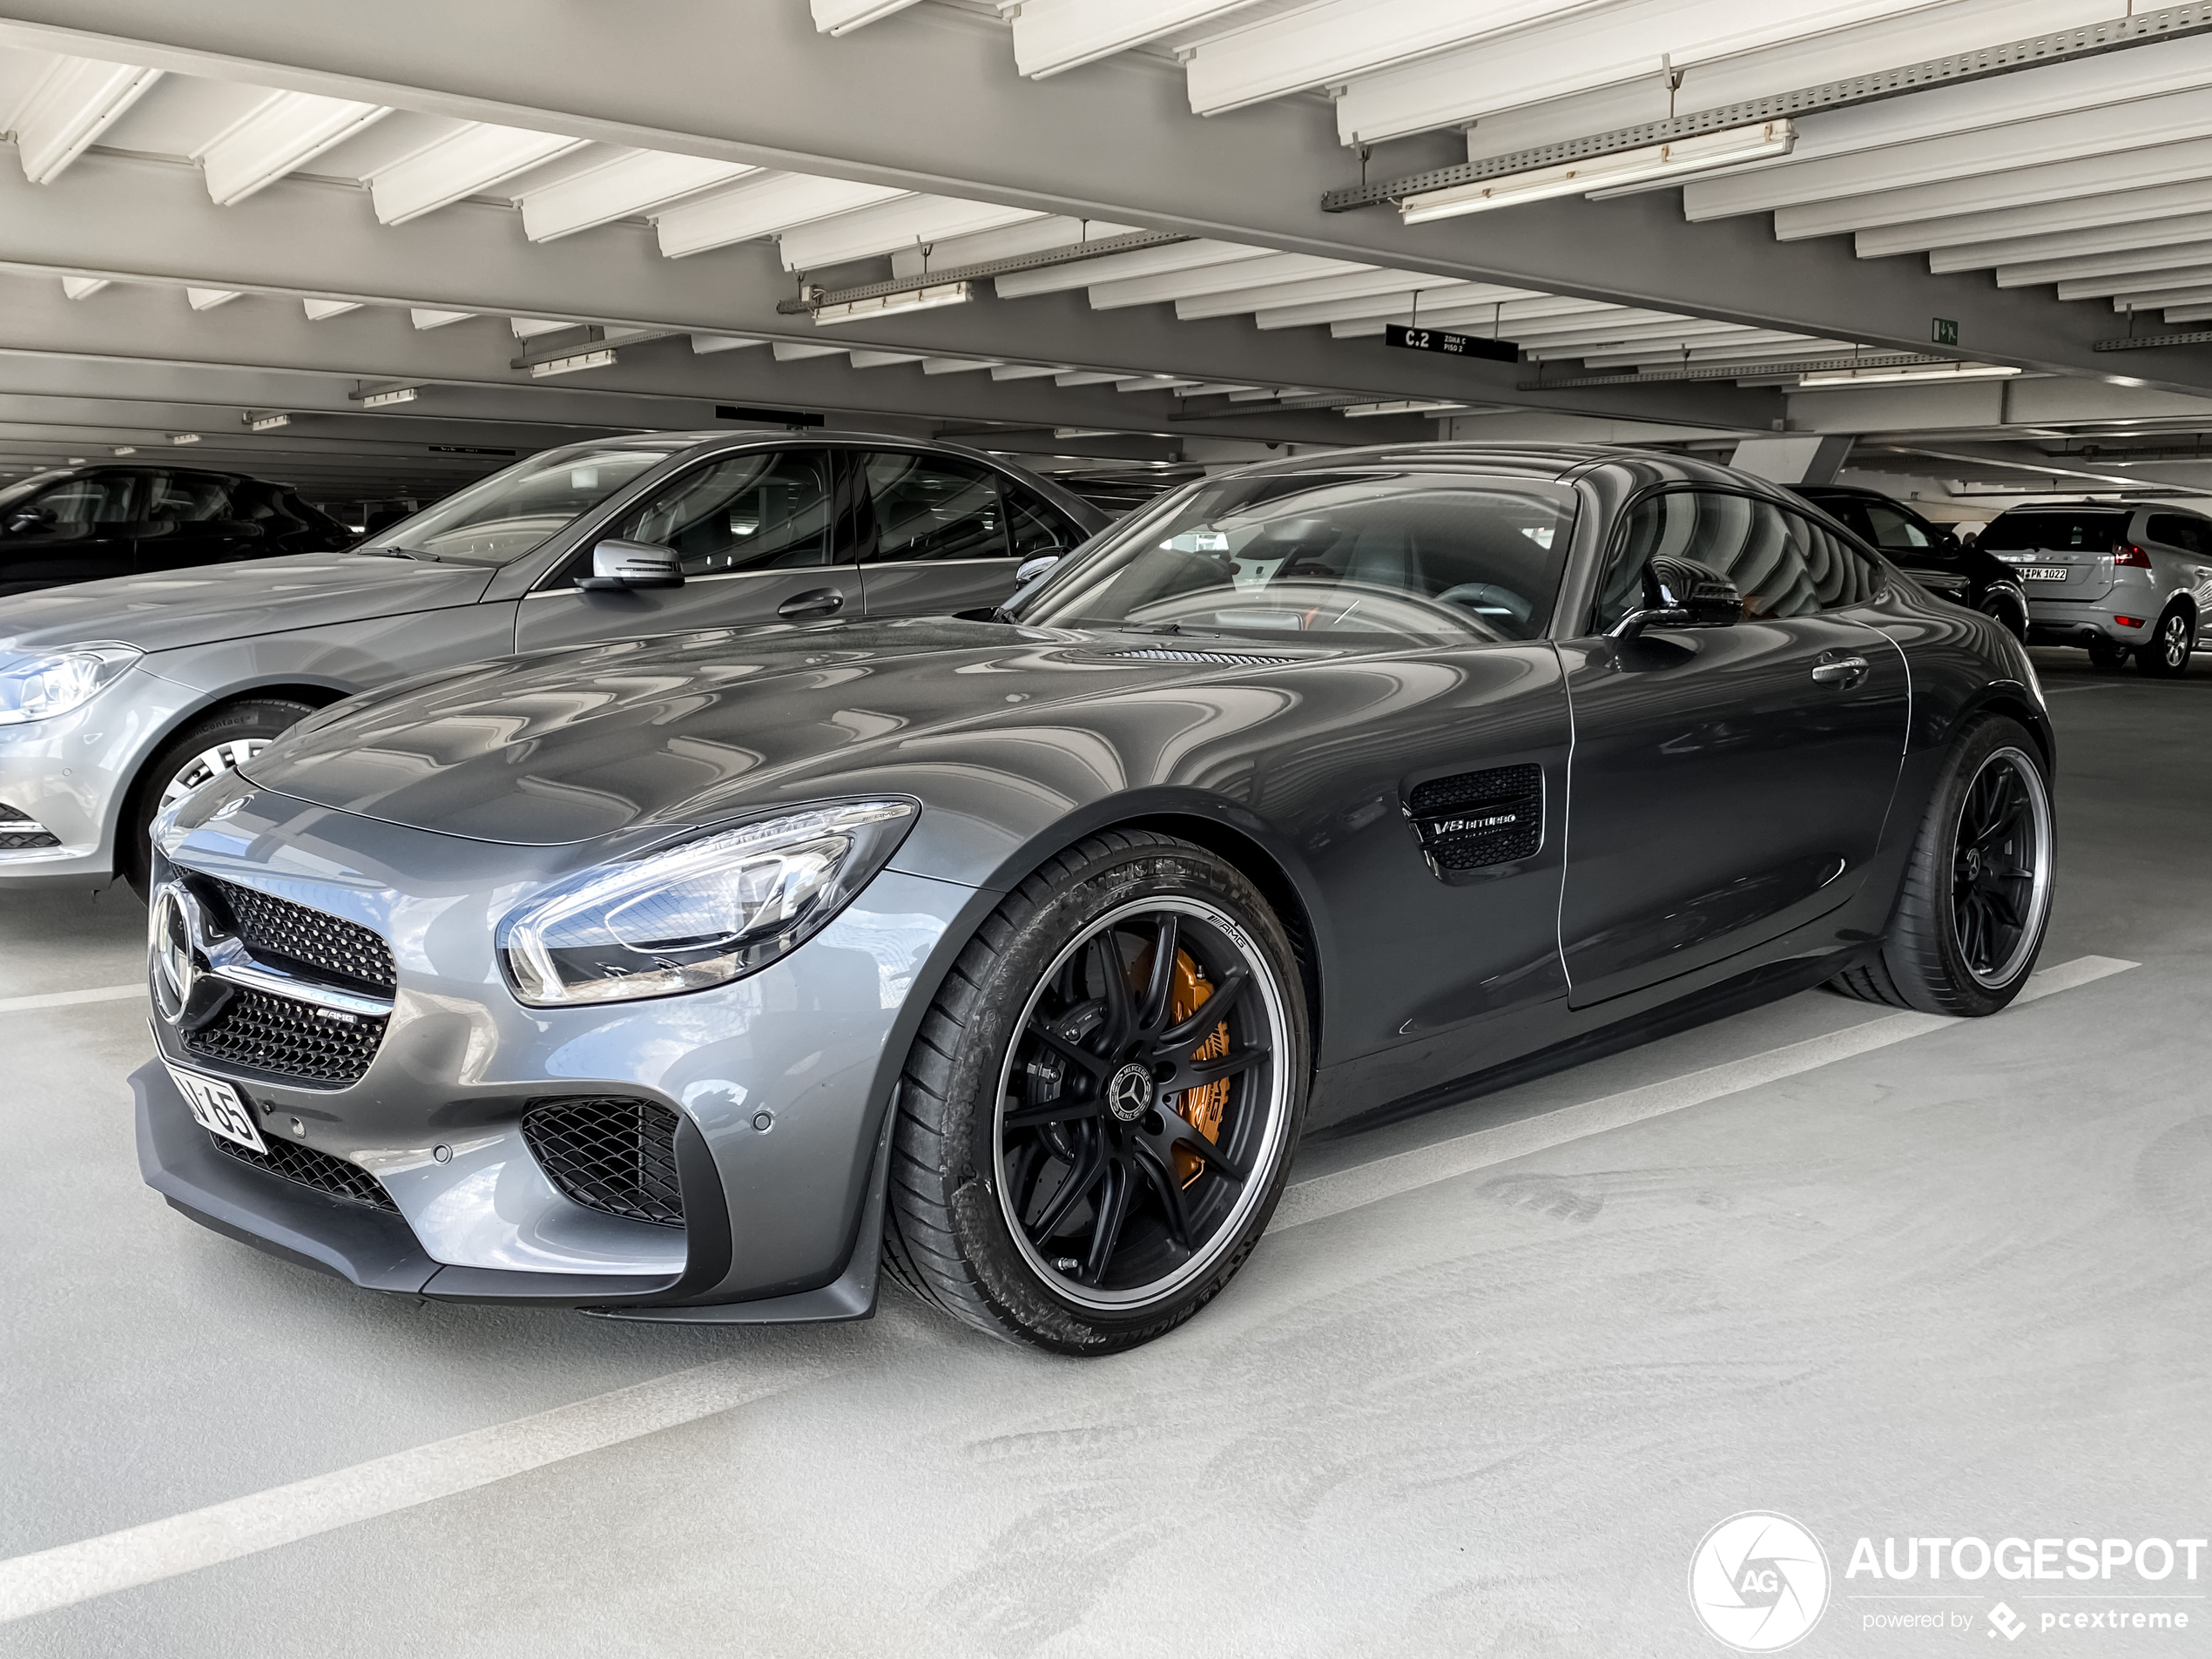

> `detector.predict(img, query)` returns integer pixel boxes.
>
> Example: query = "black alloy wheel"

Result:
[995,899,1279,1302]
[884,831,1307,1352]
[1825,714,2053,1017]
[2134,608,2195,678]
[1977,590,2028,643]
[1948,747,2052,990]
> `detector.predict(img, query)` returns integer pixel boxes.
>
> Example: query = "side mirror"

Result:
[1014,553,1062,586]
[575,538,683,591]
[5,506,54,535]
[1609,555,1742,639]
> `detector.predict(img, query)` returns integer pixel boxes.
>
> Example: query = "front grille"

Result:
[206,879,396,992]
[1406,763,1545,872]
[523,1097,685,1228]
[209,1130,397,1211]
[183,986,386,1087]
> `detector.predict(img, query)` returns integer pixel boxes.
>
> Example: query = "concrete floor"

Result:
[1,645,2206,1658]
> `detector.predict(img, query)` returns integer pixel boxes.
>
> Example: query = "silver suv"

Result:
[0,432,1104,894]
[1979,502,2212,676]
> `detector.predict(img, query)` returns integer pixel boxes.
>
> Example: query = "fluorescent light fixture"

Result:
[1400,121,1795,225]
[811,281,972,327]
[1051,428,1120,439]
[409,308,472,330]
[529,348,617,379]
[360,386,419,408]
[302,298,361,321]
[511,318,570,339]
[167,433,201,445]
[245,413,291,432]
[1343,399,1468,416]
[185,288,241,311]
[1798,363,2022,388]
[61,276,110,301]
[368,122,587,226]
[14,57,164,185]
[111,446,137,455]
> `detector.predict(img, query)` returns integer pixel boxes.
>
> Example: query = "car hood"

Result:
[0,553,494,656]
[243,617,1345,845]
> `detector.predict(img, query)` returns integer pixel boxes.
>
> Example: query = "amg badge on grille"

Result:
[1405,764,1544,876]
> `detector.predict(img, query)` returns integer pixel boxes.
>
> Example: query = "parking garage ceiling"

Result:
[9,0,2212,505]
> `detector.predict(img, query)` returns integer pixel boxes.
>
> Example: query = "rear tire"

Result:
[1825,715,2054,1017]
[882,831,1309,1354]
[2086,637,2132,671]
[2134,607,2194,678]
[1978,590,2028,643]
[122,698,317,900]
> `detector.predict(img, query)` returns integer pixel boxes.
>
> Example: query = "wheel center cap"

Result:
[1107,1062,1152,1123]
[1963,847,1982,880]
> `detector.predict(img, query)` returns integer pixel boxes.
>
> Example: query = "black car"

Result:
[0,464,353,597]
[1793,483,2028,639]
[141,442,2055,1352]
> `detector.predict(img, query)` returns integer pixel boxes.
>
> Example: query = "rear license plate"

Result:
[167,1062,266,1153]
[2021,566,2069,581]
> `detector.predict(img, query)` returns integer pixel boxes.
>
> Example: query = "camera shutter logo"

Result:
[1689,1512,1831,1651]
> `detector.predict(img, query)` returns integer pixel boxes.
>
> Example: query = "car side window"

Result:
[863,452,1009,562]
[31,474,138,525]
[1006,487,1080,557]
[609,449,832,575]
[1863,502,1932,552]
[2147,513,2209,556]
[148,473,233,523]
[1594,490,1878,631]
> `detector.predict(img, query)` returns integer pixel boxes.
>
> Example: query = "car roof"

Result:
[1210,440,1806,496]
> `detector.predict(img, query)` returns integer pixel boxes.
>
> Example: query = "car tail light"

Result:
[2114,615,2144,628]
[2113,543,2153,567]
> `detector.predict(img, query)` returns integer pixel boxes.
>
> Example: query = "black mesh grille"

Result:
[1407,763,1544,872]
[0,801,32,823]
[183,987,386,1087]
[0,829,60,851]
[523,1097,685,1228]
[205,879,396,992]
[209,1129,397,1211]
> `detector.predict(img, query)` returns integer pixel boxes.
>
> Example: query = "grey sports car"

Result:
[135,443,2054,1352]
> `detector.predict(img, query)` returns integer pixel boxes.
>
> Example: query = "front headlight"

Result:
[498,799,917,1008]
[0,643,141,725]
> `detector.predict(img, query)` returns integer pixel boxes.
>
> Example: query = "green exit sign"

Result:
[1932,317,1959,347]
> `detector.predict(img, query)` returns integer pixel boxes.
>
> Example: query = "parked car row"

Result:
[0,439,2067,1352]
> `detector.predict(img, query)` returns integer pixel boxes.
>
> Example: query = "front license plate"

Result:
[167,1062,266,1153]
[2022,565,2069,581]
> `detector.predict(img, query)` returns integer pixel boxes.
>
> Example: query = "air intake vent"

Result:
[523,1097,685,1228]
[0,800,59,850]
[1406,764,1544,873]
[1107,648,1296,666]
[209,1130,397,1211]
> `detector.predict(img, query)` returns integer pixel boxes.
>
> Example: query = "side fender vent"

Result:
[1406,764,1544,873]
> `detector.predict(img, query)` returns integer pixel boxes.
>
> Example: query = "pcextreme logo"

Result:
[1689,1512,1831,1652]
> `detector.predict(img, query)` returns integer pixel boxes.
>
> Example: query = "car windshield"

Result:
[363,444,681,565]
[1979,510,2130,553]
[1008,470,1575,645]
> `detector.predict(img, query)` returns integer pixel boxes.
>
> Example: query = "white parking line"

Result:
[0,952,2137,1625]
[0,983,144,1015]
[1273,954,2137,1231]
[0,1347,860,1626]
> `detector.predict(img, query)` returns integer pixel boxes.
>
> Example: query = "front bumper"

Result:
[140,776,981,1315]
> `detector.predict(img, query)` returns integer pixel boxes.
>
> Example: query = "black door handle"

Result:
[777,588,845,619]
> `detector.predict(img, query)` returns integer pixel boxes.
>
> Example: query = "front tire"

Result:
[2134,607,2194,678]
[883,831,1309,1353]
[1827,715,2054,1016]
[1978,590,2028,643]
[121,698,317,900]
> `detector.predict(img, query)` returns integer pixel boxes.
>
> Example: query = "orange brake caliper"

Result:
[1169,950,1231,1188]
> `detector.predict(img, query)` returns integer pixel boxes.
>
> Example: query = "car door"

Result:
[1556,489,1909,1008]
[851,448,1035,618]
[513,445,859,651]
[134,470,255,574]
[0,471,139,595]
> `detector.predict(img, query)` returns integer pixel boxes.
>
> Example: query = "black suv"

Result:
[0,465,353,597]
[1793,483,2028,640]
